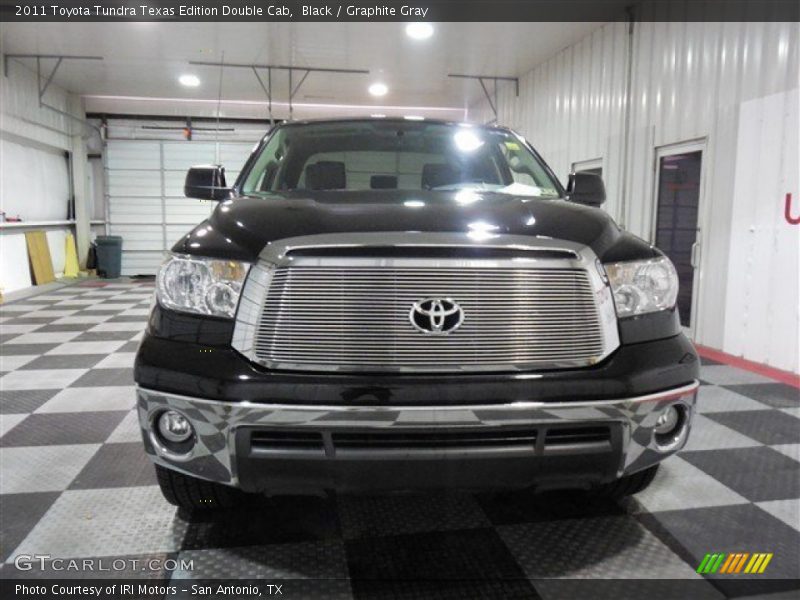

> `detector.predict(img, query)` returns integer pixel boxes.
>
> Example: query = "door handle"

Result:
[690,242,701,269]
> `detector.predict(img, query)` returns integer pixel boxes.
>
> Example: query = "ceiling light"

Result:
[179,74,200,87]
[371,114,386,118]
[454,130,484,152]
[368,82,388,97]
[404,115,424,121]
[404,200,425,208]
[406,23,434,40]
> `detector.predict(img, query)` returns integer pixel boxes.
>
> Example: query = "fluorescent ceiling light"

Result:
[179,74,200,87]
[404,200,425,208]
[368,82,388,97]
[406,23,434,40]
[404,115,425,121]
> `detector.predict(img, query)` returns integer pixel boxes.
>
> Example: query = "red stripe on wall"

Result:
[695,344,800,389]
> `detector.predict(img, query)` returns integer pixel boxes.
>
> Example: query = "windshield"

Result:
[240,121,561,198]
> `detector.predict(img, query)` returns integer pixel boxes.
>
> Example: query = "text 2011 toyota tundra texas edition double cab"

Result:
[134,118,699,510]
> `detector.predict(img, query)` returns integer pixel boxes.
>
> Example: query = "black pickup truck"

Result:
[134,118,698,509]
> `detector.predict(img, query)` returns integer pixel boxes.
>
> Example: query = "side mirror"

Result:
[567,171,606,207]
[184,165,229,201]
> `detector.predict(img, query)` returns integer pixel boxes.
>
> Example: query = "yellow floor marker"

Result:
[64,232,80,278]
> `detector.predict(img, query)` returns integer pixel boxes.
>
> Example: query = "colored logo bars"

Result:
[697,552,773,574]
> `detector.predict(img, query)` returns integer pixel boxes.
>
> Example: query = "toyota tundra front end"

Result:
[134,118,699,509]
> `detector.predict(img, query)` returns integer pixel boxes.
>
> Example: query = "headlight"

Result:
[156,255,250,318]
[605,256,678,318]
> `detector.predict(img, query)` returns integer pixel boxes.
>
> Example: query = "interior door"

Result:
[652,143,705,336]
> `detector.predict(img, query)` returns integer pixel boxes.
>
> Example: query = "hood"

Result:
[174,190,657,263]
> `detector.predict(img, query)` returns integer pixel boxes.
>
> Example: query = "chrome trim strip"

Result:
[138,381,698,414]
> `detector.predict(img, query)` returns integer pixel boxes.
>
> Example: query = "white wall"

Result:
[473,20,800,373]
[0,53,88,293]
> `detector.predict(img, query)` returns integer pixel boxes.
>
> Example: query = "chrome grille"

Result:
[251,266,607,372]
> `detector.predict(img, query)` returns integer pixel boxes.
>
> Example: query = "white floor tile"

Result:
[93,352,137,369]
[46,341,126,355]
[106,410,143,443]
[696,385,771,413]
[51,315,112,325]
[682,414,763,451]
[90,322,146,332]
[35,386,136,413]
[0,354,38,372]
[5,331,82,345]
[0,413,28,438]
[0,369,88,390]
[8,486,185,559]
[700,365,777,385]
[771,443,800,462]
[632,456,749,513]
[0,323,46,335]
[24,310,80,318]
[756,499,800,532]
[0,444,100,493]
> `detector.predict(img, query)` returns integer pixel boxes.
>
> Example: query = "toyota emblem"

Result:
[409,298,465,334]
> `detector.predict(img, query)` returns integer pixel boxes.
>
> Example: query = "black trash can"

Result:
[95,235,123,279]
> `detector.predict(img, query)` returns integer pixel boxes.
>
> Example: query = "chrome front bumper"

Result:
[137,381,699,492]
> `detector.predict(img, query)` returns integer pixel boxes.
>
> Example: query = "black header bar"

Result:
[1,0,798,22]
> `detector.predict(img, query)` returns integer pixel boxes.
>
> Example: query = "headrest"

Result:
[421,163,459,189]
[305,161,346,190]
[370,175,398,189]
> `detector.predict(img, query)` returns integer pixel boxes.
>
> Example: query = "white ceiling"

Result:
[1,22,603,120]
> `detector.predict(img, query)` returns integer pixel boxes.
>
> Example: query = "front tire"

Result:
[590,465,659,500]
[155,464,243,510]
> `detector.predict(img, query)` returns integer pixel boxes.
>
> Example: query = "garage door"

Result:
[106,140,254,275]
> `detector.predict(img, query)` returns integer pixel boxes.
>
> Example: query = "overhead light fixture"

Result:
[404,115,425,121]
[368,82,388,97]
[179,74,200,87]
[406,23,434,40]
[404,200,425,208]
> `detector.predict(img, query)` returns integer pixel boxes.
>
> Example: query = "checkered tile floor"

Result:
[1,279,798,598]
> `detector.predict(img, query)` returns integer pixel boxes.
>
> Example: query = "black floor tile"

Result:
[723,384,800,408]
[346,528,537,599]
[70,368,135,387]
[0,411,128,446]
[72,331,138,342]
[640,504,800,597]
[20,354,106,370]
[705,410,800,445]
[0,491,60,561]
[180,496,341,550]
[34,323,94,332]
[106,316,149,323]
[77,310,123,317]
[0,389,59,414]
[0,343,59,355]
[69,442,157,489]
[681,446,800,502]
[477,488,625,526]
[700,356,725,366]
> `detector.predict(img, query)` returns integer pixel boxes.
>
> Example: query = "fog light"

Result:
[157,410,193,443]
[654,406,680,435]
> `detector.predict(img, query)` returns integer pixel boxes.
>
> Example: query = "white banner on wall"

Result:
[725,88,800,374]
